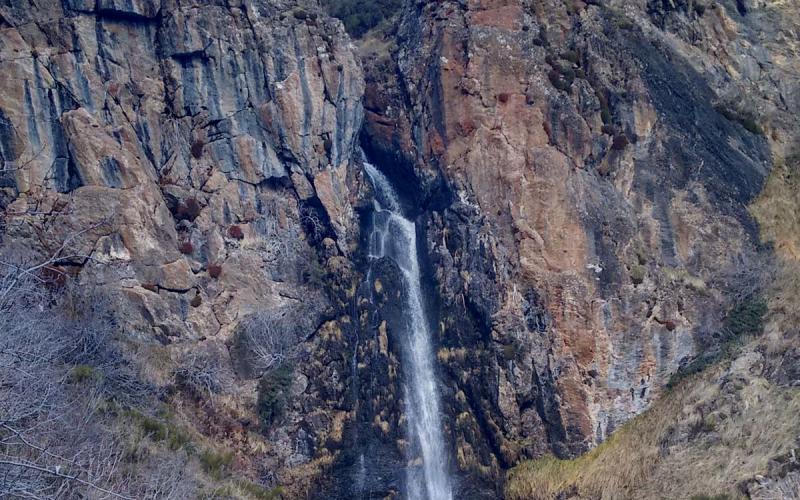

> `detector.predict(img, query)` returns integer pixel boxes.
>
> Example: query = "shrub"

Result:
[560,50,579,64]
[257,364,293,428]
[612,134,629,151]
[667,297,766,388]
[502,342,518,361]
[190,139,205,159]
[179,241,194,254]
[126,410,192,451]
[596,90,612,124]
[722,298,767,340]
[176,197,202,221]
[228,225,244,240]
[630,264,645,285]
[548,69,571,92]
[322,0,403,37]
[715,104,763,135]
[70,364,98,383]
[40,265,67,288]
[208,263,222,278]
[235,480,285,500]
[199,449,233,480]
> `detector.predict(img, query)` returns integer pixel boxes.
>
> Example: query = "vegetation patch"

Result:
[506,361,800,499]
[715,104,763,135]
[70,364,99,383]
[208,263,223,278]
[228,224,245,240]
[668,297,766,388]
[200,448,234,480]
[629,263,646,286]
[125,409,193,451]
[233,480,285,500]
[322,0,402,38]
[257,364,294,428]
[176,197,202,221]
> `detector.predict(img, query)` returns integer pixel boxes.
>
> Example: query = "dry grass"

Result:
[750,157,800,260]
[355,17,395,64]
[750,155,800,355]
[506,355,800,499]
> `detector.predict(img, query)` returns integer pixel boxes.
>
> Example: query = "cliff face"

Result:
[1,0,798,497]
[0,0,366,493]
[361,0,798,487]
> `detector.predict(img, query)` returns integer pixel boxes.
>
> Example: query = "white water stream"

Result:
[364,161,453,500]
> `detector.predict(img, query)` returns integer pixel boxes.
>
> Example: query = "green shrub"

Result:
[667,297,767,389]
[257,364,294,428]
[630,264,646,286]
[502,342,518,361]
[200,449,234,480]
[322,0,403,38]
[126,410,193,451]
[715,104,763,135]
[723,298,767,339]
[70,364,98,383]
[235,480,285,500]
[560,50,580,64]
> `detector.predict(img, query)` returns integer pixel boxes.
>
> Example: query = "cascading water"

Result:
[363,160,453,500]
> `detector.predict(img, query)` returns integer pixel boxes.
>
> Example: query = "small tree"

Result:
[241,309,301,374]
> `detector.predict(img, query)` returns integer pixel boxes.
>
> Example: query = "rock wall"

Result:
[361,0,798,487]
[1,0,798,496]
[0,0,367,493]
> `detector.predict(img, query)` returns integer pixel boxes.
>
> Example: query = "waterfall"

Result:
[363,160,453,500]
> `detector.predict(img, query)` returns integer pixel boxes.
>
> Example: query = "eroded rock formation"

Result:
[0,0,366,493]
[361,0,798,488]
[1,0,798,497]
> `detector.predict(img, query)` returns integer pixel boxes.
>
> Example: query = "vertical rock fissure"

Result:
[364,159,453,500]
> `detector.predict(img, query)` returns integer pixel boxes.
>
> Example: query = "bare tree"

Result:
[299,205,326,244]
[0,245,156,499]
[235,304,321,378]
[0,270,134,499]
[174,347,230,405]
[242,309,300,374]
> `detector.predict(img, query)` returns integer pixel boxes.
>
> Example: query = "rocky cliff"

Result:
[0,0,367,494]
[1,0,798,498]
[360,0,798,490]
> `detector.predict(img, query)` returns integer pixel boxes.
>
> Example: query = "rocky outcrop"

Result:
[361,0,798,487]
[2,0,798,496]
[0,0,366,493]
